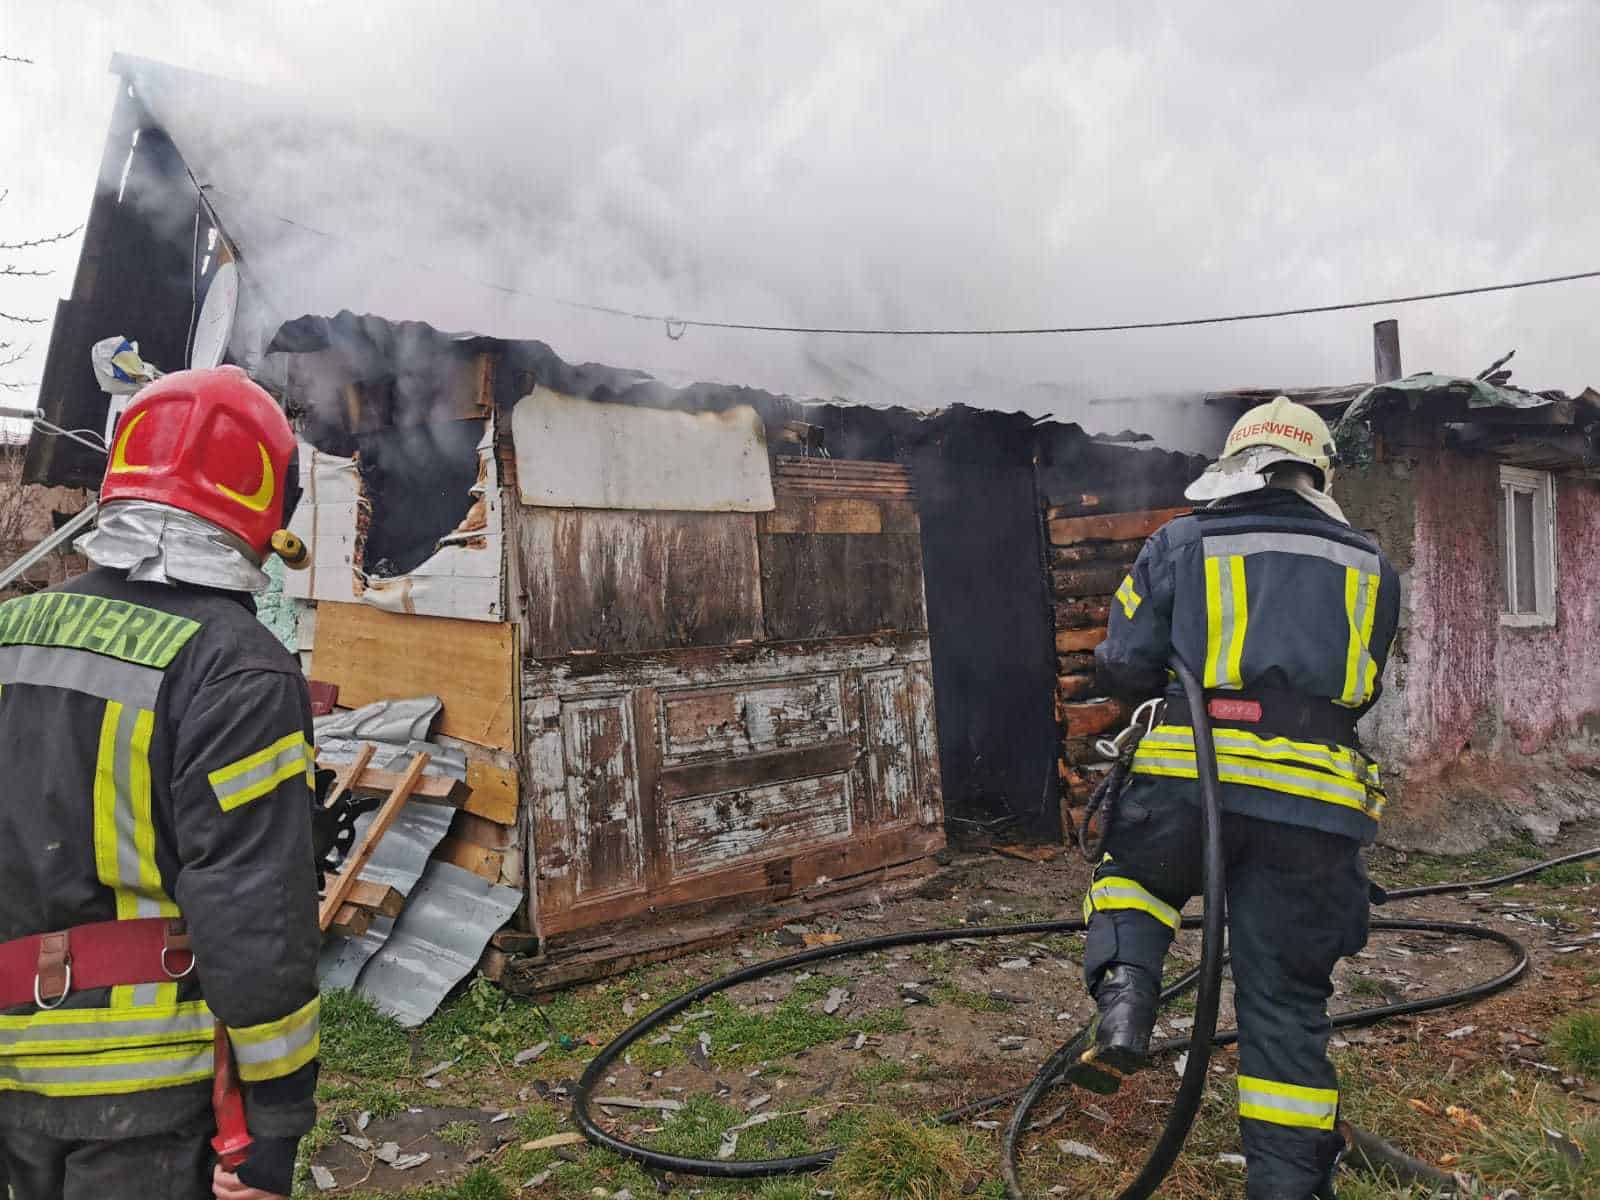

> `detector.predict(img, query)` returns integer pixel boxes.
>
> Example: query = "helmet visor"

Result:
[1184,445,1315,502]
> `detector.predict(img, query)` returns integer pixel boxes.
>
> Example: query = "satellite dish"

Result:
[190,260,239,369]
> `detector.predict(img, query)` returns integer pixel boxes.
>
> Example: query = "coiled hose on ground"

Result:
[573,660,1597,1195]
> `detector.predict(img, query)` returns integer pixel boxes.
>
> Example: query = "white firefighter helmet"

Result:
[1185,395,1337,502]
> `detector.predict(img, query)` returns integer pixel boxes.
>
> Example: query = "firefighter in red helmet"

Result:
[0,367,320,1200]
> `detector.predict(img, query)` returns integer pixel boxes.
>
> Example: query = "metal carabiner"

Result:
[1094,696,1166,760]
[33,960,72,1011]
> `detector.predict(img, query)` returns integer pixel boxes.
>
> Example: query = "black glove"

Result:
[235,1134,301,1195]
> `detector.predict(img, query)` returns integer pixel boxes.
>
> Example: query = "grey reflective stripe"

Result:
[212,741,309,805]
[1203,532,1379,574]
[0,1007,213,1050]
[0,1046,213,1087]
[1142,728,1362,778]
[0,644,163,708]
[232,1014,319,1070]
[1239,1084,1337,1120]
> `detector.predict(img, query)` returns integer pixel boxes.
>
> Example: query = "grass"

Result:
[828,1109,978,1200]
[931,982,1014,1014]
[1346,975,1388,999]
[319,989,414,1079]
[438,1119,481,1149]
[1550,1009,1600,1074]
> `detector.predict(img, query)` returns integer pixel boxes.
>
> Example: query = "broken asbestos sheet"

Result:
[354,860,522,1027]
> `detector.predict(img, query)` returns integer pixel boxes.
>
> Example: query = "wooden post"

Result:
[1373,320,1402,383]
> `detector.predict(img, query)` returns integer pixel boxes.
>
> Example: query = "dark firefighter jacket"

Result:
[0,567,320,1143]
[1094,488,1401,843]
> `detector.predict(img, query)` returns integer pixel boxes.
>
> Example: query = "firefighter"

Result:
[1080,397,1400,1200]
[0,367,320,1200]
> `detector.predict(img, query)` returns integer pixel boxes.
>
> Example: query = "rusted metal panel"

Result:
[660,677,845,762]
[513,508,764,657]
[669,774,854,875]
[560,697,644,898]
[759,533,927,640]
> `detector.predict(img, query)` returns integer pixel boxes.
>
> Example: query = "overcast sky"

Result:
[4,1,1598,427]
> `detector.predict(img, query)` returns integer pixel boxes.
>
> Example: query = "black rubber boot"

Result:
[1068,965,1159,1094]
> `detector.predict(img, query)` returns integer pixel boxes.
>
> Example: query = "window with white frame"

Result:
[1497,466,1557,625]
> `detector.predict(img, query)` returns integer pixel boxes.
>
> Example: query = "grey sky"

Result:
[4,1,1597,424]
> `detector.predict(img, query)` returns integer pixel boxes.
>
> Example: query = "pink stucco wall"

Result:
[1402,450,1600,775]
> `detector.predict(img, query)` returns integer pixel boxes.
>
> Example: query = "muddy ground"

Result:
[304,820,1600,1199]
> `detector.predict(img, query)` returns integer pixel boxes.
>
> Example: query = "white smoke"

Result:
[4,0,1599,423]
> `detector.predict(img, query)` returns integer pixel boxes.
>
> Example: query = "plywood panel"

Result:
[862,668,916,825]
[1049,507,1188,547]
[669,774,854,875]
[660,677,845,761]
[311,603,516,750]
[759,533,927,640]
[514,508,763,657]
[561,697,643,899]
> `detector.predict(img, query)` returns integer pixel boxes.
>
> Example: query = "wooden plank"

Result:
[1045,494,1103,519]
[1057,673,1097,701]
[633,687,668,892]
[319,753,431,931]
[311,604,516,750]
[513,508,763,658]
[1055,598,1112,630]
[319,742,376,812]
[349,767,469,805]
[1049,506,1188,547]
[463,760,519,825]
[1057,651,1095,672]
[774,484,913,498]
[346,881,405,918]
[331,904,372,938]
[861,667,916,825]
[759,533,927,640]
[1056,627,1107,653]
[435,835,504,882]
[668,775,854,876]
[658,741,858,803]
[775,460,910,479]
[760,495,884,535]
[1052,565,1129,598]
[660,677,845,762]
[1060,699,1127,739]
[561,697,643,899]
[1049,540,1143,569]
[450,810,518,851]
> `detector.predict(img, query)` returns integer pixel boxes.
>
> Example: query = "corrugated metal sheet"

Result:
[317,799,457,990]
[354,860,522,1026]
[511,387,775,512]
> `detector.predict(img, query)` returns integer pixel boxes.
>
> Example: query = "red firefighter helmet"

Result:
[99,366,300,558]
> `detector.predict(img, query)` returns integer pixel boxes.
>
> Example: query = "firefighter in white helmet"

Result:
[1082,397,1401,1199]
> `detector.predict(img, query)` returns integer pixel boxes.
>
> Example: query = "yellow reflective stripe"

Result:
[1084,875,1180,930]
[1238,1075,1338,1130]
[1340,568,1381,707]
[1140,725,1370,779]
[0,1041,214,1098]
[0,1001,212,1054]
[228,995,320,1082]
[1133,749,1371,813]
[208,731,314,812]
[93,701,178,1008]
[1115,575,1142,620]
[1203,554,1248,688]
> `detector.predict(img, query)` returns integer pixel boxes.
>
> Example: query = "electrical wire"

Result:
[193,183,1600,339]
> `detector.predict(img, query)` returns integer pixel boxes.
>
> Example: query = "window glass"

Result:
[1513,489,1537,613]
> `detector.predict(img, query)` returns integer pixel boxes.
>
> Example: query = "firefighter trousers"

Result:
[0,1114,213,1200]
[1082,780,1370,1200]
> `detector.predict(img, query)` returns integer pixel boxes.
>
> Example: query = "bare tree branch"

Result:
[1,265,51,278]
[0,54,34,66]
[0,227,81,252]
[0,312,48,326]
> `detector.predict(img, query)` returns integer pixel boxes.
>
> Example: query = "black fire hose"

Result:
[571,667,1595,1191]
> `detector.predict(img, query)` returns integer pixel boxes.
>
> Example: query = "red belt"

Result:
[0,917,195,1010]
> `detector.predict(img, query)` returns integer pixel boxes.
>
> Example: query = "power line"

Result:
[197,185,1600,337]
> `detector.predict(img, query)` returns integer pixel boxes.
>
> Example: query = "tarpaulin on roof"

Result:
[1344,372,1566,424]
